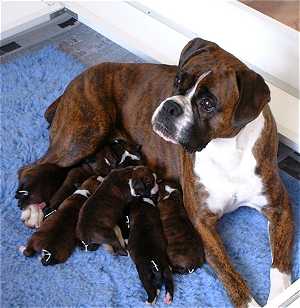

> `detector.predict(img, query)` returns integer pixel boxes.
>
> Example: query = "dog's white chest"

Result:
[194,113,268,216]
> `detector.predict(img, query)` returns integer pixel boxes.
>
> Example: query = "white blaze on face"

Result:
[119,150,140,164]
[152,71,211,143]
[143,198,155,207]
[163,185,177,200]
[128,179,138,196]
[150,173,159,195]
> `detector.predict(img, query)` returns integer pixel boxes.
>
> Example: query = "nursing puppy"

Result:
[76,166,159,254]
[16,163,69,228]
[46,137,143,215]
[158,182,204,274]
[19,176,101,265]
[128,198,174,305]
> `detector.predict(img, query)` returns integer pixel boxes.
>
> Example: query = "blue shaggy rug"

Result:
[1,44,299,307]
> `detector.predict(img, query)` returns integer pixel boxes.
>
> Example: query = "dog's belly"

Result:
[194,113,268,216]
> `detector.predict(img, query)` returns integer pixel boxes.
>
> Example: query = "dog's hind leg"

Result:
[262,182,293,304]
[40,72,118,167]
[44,96,61,126]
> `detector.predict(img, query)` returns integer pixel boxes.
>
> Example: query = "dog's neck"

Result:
[195,111,265,171]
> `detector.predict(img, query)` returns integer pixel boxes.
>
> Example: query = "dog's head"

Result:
[152,38,270,152]
[16,163,67,209]
[129,166,159,199]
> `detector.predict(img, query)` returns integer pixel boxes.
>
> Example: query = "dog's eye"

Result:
[199,97,216,113]
[174,75,181,86]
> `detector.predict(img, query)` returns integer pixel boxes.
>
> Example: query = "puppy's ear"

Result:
[179,37,216,68]
[233,69,270,128]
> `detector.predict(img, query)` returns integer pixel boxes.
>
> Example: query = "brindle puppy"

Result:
[158,182,204,274]
[16,163,69,228]
[19,176,101,265]
[76,166,158,254]
[128,198,174,305]
[45,136,143,215]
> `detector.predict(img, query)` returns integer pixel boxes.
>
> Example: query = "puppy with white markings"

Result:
[76,166,158,254]
[46,136,143,214]
[19,176,101,265]
[16,163,69,228]
[158,182,204,274]
[128,198,174,305]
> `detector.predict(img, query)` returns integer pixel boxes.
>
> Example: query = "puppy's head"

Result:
[129,166,159,199]
[110,138,143,167]
[158,181,181,202]
[152,38,270,153]
[16,163,67,209]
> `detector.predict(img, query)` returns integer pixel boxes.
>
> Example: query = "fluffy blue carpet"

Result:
[1,45,299,307]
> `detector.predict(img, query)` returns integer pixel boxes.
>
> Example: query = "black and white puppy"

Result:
[128,198,174,305]
[76,166,159,254]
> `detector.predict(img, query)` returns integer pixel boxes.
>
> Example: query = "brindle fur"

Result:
[158,182,204,274]
[76,166,156,256]
[19,38,293,307]
[21,176,100,265]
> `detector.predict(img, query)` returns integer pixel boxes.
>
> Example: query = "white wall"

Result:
[0,1,63,40]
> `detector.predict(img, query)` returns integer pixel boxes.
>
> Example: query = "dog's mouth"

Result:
[152,122,178,145]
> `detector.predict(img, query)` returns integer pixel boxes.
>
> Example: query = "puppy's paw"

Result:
[112,245,128,256]
[40,249,58,266]
[78,241,100,252]
[23,204,45,228]
[21,208,31,222]
[19,245,35,257]
[145,290,159,305]
[18,245,26,255]
[164,292,173,305]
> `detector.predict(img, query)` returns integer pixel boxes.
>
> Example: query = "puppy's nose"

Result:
[163,100,183,117]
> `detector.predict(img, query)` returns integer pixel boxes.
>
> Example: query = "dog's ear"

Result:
[233,69,270,128]
[179,38,215,68]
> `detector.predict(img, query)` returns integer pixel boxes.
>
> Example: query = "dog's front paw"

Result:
[21,204,45,228]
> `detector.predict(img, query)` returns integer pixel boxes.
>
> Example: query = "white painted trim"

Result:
[130,0,299,98]
[63,0,299,152]
[0,1,64,41]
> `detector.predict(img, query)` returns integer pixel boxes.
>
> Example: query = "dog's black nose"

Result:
[163,100,183,117]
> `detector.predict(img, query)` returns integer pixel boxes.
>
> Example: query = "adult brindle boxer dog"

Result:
[27,38,293,307]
